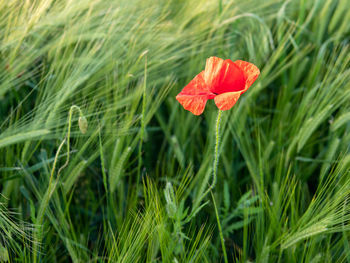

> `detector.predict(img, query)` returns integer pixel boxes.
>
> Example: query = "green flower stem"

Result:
[33,137,66,263]
[57,105,84,176]
[192,109,223,213]
[213,109,222,189]
[212,109,228,263]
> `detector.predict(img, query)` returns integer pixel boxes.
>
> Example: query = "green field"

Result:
[1,0,350,262]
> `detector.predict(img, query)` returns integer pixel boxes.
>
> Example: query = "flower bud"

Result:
[78,116,88,134]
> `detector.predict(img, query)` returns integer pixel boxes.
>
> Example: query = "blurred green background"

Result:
[1,0,350,262]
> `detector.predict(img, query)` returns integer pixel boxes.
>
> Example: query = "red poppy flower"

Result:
[176,56,260,115]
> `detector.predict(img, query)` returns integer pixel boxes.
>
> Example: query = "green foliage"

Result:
[1,0,350,262]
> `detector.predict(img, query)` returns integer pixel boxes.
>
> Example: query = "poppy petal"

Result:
[214,91,241,111]
[176,95,208,115]
[176,71,215,115]
[234,60,260,92]
[204,57,246,94]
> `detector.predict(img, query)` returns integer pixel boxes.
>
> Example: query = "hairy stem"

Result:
[211,110,228,263]
[213,109,222,189]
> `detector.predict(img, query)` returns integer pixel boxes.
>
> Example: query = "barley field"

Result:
[1,0,350,262]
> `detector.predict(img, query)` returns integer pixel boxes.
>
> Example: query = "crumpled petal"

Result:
[204,57,246,95]
[234,60,260,93]
[176,71,215,115]
[214,91,241,111]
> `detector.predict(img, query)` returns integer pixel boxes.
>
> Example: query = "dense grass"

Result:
[1,0,350,262]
